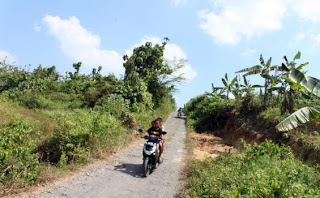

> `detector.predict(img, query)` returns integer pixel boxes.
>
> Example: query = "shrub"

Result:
[184,95,235,132]
[186,141,320,197]
[259,107,290,126]
[0,117,40,186]
[37,110,127,164]
[95,94,130,118]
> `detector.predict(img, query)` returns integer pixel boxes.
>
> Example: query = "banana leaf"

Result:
[266,57,272,68]
[260,54,265,66]
[235,65,262,73]
[293,51,301,60]
[296,62,309,70]
[222,78,227,87]
[289,68,320,97]
[281,63,289,72]
[252,85,264,88]
[283,56,289,67]
[276,107,320,132]
[244,70,262,77]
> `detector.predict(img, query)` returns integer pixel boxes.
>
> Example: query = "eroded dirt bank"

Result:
[212,111,320,164]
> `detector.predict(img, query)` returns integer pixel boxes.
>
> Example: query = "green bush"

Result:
[239,93,262,115]
[0,117,40,186]
[38,110,127,164]
[186,141,320,197]
[259,107,290,126]
[17,92,58,110]
[184,95,235,132]
[96,94,130,118]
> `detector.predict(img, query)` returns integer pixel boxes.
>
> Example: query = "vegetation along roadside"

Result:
[183,51,320,197]
[0,38,185,196]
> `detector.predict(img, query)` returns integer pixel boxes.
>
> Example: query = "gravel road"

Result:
[22,112,186,198]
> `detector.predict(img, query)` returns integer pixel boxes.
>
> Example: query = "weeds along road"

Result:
[22,112,186,198]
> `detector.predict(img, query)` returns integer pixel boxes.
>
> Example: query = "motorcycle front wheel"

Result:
[143,157,152,177]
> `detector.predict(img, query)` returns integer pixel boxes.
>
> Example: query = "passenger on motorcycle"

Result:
[145,119,164,163]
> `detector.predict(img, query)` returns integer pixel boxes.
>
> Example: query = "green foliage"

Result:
[0,40,179,192]
[96,94,130,117]
[276,107,320,132]
[38,110,127,164]
[186,141,320,197]
[0,62,29,92]
[239,92,262,115]
[133,97,175,130]
[17,92,59,110]
[259,108,290,126]
[184,94,234,132]
[123,38,184,105]
[0,117,40,186]
[115,77,153,112]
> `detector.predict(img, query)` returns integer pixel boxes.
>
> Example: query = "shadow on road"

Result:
[175,116,186,120]
[114,163,145,178]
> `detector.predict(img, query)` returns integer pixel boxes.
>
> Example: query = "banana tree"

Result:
[236,55,279,107]
[221,73,237,100]
[241,76,263,96]
[276,67,320,131]
[279,51,309,113]
[205,83,225,98]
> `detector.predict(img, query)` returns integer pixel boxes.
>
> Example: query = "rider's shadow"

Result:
[114,163,145,178]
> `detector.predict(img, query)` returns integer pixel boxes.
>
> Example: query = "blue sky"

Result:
[1,0,320,108]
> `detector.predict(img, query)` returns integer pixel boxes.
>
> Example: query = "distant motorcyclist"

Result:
[177,107,182,117]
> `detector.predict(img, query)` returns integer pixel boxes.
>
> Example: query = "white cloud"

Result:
[293,32,307,42]
[292,0,320,22]
[198,0,288,44]
[42,15,124,75]
[172,0,187,6]
[294,31,320,47]
[0,50,16,64]
[33,23,41,32]
[125,36,197,81]
[240,49,257,56]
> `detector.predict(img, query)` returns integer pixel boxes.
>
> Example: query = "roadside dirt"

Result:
[19,112,187,198]
[191,133,236,160]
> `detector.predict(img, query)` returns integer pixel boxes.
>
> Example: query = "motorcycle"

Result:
[138,129,167,177]
[177,111,182,117]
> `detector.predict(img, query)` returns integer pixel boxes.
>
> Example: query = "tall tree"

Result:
[123,38,184,105]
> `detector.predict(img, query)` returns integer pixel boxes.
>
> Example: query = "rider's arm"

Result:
[145,127,152,136]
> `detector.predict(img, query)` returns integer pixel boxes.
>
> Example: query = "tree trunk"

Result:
[264,80,268,108]
[288,89,294,113]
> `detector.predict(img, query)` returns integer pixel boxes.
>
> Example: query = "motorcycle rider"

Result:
[145,119,164,164]
[177,107,182,117]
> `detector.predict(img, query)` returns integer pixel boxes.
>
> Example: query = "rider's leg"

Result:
[159,140,164,163]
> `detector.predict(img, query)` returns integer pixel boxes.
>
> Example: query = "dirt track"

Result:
[21,112,186,198]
